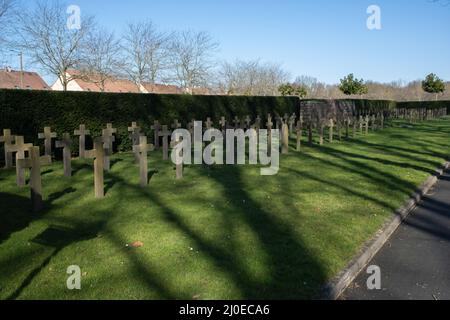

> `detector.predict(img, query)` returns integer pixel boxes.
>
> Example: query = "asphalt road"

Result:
[342,168,450,300]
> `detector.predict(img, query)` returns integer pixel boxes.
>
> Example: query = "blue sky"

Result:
[8,0,450,84]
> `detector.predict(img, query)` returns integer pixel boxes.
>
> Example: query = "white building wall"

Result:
[51,73,84,91]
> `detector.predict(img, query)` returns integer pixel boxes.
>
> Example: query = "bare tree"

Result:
[169,30,219,93]
[79,28,124,92]
[122,21,172,86]
[15,0,95,90]
[217,59,290,96]
[0,0,18,50]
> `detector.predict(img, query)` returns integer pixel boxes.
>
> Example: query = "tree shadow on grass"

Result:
[6,223,104,300]
[75,165,328,299]
[200,166,328,299]
[0,193,37,245]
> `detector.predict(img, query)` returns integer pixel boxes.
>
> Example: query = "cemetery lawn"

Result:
[1,118,450,300]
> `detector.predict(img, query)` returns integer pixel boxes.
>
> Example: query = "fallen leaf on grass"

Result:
[129,241,144,248]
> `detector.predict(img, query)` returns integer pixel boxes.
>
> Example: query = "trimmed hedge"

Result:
[1,89,449,160]
[0,89,300,153]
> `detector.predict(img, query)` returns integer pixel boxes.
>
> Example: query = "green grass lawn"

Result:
[1,117,450,300]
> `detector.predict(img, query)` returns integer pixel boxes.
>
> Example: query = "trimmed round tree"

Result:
[339,74,368,96]
[278,83,307,98]
[422,73,445,101]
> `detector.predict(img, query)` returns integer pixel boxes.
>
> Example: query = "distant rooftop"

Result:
[0,68,50,91]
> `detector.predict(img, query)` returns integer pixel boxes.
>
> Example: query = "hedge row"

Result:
[0,89,301,153]
[1,89,449,156]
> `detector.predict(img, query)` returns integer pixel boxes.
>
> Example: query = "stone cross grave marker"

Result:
[266,114,274,153]
[329,118,334,143]
[205,118,213,130]
[151,120,161,149]
[289,114,297,134]
[17,146,51,212]
[296,116,303,151]
[188,120,195,137]
[55,133,73,177]
[171,119,181,130]
[365,115,370,134]
[219,117,226,134]
[266,114,273,131]
[244,116,251,130]
[170,133,184,179]
[275,115,281,129]
[85,138,107,199]
[255,115,262,131]
[359,116,364,134]
[102,124,117,171]
[345,116,351,138]
[6,136,32,186]
[128,122,143,163]
[233,116,240,129]
[38,127,57,157]
[159,125,172,161]
[74,124,90,159]
[319,121,324,145]
[0,129,15,169]
[371,115,376,131]
[281,120,289,154]
[133,136,154,187]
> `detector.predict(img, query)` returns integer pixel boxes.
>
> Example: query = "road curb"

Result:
[320,160,450,300]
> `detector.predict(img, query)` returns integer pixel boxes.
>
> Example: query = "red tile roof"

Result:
[0,69,50,90]
[141,82,184,94]
[67,69,141,93]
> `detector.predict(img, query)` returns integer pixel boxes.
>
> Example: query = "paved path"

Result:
[343,168,450,300]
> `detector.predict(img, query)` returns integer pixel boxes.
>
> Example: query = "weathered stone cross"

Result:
[170,133,184,179]
[188,120,195,137]
[171,119,181,130]
[205,118,213,130]
[17,146,51,212]
[345,116,351,138]
[365,115,370,134]
[38,127,57,157]
[102,123,117,171]
[329,118,334,143]
[219,117,226,133]
[56,133,73,177]
[159,125,172,161]
[255,115,262,130]
[85,138,107,199]
[289,114,297,134]
[74,124,90,159]
[151,120,161,149]
[133,136,154,187]
[359,116,364,134]
[6,136,32,186]
[0,129,15,168]
[233,116,240,129]
[128,122,143,163]
[128,122,142,144]
[319,121,325,145]
[281,120,289,154]
[371,114,376,131]
[266,114,273,131]
[296,116,303,151]
[244,116,251,129]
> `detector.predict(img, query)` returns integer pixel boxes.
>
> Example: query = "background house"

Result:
[0,67,50,90]
[51,70,141,93]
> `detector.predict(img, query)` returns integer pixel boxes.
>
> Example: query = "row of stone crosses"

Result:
[0,113,382,212]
